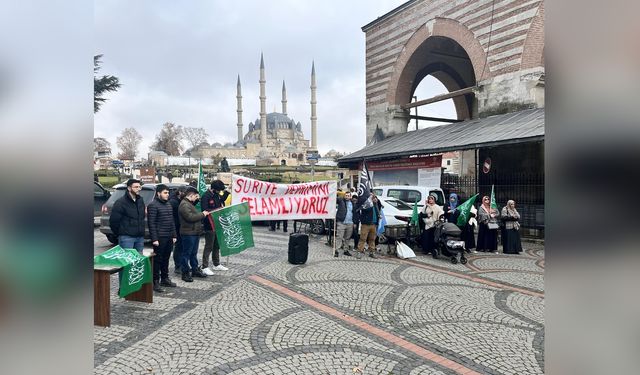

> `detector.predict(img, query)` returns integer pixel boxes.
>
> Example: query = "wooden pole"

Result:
[401,87,475,110]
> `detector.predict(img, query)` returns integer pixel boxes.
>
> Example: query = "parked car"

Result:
[372,185,445,210]
[94,181,111,216]
[99,182,188,244]
[376,196,415,244]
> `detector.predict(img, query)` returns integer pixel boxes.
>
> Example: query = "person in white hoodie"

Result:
[418,195,444,257]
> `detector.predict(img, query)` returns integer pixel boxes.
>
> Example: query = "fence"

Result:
[442,173,544,237]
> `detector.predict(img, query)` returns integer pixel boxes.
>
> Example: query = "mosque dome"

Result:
[253,112,297,131]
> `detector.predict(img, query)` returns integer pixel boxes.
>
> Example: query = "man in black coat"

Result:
[201,180,231,275]
[109,178,145,253]
[147,184,178,292]
[169,186,187,274]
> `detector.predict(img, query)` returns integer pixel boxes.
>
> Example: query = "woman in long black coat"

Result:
[476,195,499,253]
[500,200,523,254]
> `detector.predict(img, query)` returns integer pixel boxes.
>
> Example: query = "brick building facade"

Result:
[362,0,545,142]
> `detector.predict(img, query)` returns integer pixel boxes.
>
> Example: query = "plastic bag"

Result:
[396,240,416,259]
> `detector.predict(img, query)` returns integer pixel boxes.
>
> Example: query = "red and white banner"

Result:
[231,175,337,221]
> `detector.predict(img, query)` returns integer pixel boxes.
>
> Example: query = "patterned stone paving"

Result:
[94,226,544,374]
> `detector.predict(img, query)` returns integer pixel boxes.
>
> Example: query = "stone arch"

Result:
[387,17,487,108]
[520,4,545,70]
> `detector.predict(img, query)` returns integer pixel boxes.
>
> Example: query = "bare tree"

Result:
[151,122,183,156]
[116,127,142,160]
[183,127,209,150]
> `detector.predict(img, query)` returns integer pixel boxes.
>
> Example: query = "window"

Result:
[372,188,383,196]
[388,189,421,204]
[447,160,451,166]
[383,199,412,211]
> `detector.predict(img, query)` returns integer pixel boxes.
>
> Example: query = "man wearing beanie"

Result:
[147,184,177,292]
[201,179,231,275]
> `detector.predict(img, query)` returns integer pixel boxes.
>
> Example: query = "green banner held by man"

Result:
[212,202,255,257]
[94,245,151,298]
[196,161,207,211]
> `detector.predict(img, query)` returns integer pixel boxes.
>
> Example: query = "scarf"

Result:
[448,193,458,210]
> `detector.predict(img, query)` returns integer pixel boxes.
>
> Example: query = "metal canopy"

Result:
[339,108,544,164]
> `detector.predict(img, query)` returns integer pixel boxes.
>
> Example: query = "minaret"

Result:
[236,75,243,143]
[310,61,317,150]
[259,53,267,147]
[281,80,287,116]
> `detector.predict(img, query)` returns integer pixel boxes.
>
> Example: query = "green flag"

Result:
[490,184,498,211]
[196,161,207,211]
[94,245,151,298]
[212,202,254,257]
[410,198,419,227]
[456,194,479,227]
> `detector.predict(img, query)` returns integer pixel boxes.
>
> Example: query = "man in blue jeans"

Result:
[109,178,146,253]
[178,187,211,282]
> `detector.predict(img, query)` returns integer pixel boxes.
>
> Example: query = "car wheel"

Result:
[106,234,118,244]
[310,219,325,235]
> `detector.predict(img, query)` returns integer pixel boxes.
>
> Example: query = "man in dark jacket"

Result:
[147,184,177,292]
[169,186,187,274]
[109,178,145,253]
[355,192,383,259]
[178,187,211,282]
[334,191,354,257]
[201,180,231,275]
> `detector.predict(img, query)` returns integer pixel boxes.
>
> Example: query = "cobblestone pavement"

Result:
[94,227,544,374]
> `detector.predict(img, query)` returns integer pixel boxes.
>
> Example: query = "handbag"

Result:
[487,222,500,230]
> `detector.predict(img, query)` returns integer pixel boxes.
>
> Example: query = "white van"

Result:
[372,185,445,210]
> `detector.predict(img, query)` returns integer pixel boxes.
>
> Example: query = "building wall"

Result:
[363,0,545,142]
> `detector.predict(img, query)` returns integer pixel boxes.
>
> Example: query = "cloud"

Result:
[94,0,450,157]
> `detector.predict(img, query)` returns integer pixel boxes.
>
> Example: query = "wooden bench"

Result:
[94,249,155,327]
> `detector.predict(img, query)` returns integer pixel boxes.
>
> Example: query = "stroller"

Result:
[433,216,467,264]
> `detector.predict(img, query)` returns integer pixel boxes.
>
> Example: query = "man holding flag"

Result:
[201,179,231,275]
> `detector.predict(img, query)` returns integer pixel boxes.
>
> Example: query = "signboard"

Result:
[231,174,337,221]
[418,167,441,187]
[482,157,492,174]
[367,155,442,171]
[140,167,156,184]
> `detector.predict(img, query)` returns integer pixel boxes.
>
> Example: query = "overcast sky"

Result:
[94,0,456,158]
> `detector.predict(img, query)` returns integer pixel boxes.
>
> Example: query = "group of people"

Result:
[108,178,231,294]
[332,190,385,259]
[419,193,523,256]
[330,188,523,259]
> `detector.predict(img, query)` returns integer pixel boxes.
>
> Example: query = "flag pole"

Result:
[333,216,337,256]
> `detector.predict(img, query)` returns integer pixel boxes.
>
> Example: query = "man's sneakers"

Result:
[191,268,207,278]
[368,252,378,259]
[355,252,363,259]
[212,264,229,271]
[202,267,215,276]
[160,278,177,287]
[181,272,193,282]
[334,251,339,258]
[343,250,353,256]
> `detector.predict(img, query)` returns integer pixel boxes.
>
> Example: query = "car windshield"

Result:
[382,199,412,211]
[106,188,156,206]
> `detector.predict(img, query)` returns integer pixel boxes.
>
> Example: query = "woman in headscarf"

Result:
[500,200,523,254]
[418,194,444,258]
[443,193,459,223]
[476,195,499,253]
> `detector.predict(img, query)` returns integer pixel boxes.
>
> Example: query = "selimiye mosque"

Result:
[198,53,318,166]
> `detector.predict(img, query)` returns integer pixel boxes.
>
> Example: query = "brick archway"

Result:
[520,3,545,70]
[387,17,487,107]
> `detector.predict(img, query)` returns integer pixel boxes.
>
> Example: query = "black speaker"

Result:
[288,233,309,264]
